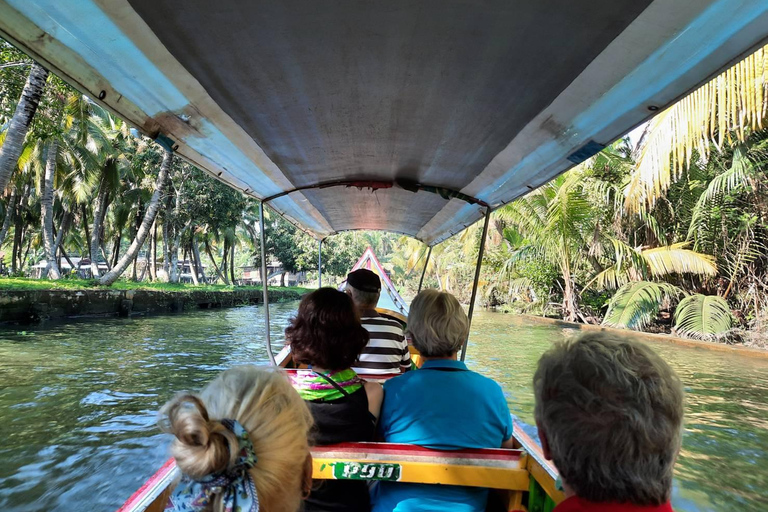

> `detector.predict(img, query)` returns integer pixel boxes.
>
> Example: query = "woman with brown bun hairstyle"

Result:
[286,287,383,512]
[159,365,314,512]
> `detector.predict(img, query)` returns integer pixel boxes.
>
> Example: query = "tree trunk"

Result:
[129,204,143,280]
[60,245,76,273]
[81,204,90,259]
[131,233,147,281]
[11,185,28,273]
[192,237,205,284]
[21,231,32,270]
[53,209,72,254]
[111,233,122,268]
[0,189,18,247]
[0,63,49,191]
[53,211,72,273]
[100,244,112,271]
[131,245,139,280]
[138,252,148,282]
[230,242,236,284]
[220,238,230,285]
[280,271,286,287]
[11,218,21,273]
[90,178,110,277]
[169,234,180,283]
[99,150,173,285]
[204,239,226,284]
[149,220,157,281]
[560,249,579,322]
[187,245,200,285]
[41,140,61,279]
[162,204,171,280]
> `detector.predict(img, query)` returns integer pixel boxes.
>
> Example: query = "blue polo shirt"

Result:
[372,359,513,512]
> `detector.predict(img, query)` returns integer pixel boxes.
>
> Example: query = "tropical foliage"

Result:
[2,38,768,346]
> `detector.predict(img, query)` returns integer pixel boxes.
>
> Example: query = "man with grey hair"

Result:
[345,268,411,376]
[534,332,684,512]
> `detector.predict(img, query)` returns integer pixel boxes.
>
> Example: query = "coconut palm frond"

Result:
[673,294,734,341]
[588,265,632,291]
[603,281,682,331]
[642,242,717,278]
[625,44,768,213]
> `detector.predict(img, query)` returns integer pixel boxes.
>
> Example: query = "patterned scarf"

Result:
[165,419,259,512]
[290,368,363,401]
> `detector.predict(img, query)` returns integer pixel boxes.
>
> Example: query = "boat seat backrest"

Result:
[310,442,529,491]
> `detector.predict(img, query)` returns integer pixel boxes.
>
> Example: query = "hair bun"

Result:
[161,394,238,479]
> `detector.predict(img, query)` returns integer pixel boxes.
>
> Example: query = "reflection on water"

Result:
[466,315,768,512]
[1,306,767,511]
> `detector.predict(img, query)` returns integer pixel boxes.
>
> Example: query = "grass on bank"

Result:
[0,277,312,295]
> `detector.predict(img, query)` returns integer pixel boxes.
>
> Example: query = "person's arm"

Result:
[364,381,384,420]
[501,436,516,448]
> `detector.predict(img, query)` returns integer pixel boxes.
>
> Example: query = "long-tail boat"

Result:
[2,1,765,510]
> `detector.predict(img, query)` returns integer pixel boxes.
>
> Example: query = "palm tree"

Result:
[625,43,768,213]
[100,149,173,285]
[40,138,60,278]
[0,62,48,191]
[496,170,595,321]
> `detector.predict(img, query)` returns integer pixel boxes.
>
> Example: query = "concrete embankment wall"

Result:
[514,313,768,358]
[0,288,305,325]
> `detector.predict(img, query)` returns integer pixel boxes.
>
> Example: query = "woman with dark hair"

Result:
[286,287,383,512]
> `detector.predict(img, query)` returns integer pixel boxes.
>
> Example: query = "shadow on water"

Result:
[1,306,767,510]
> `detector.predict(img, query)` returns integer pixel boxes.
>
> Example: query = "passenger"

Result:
[534,333,684,512]
[286,287,383,512]
[373,289,514,512]
[159,365,314,512]
[346,268,412,376]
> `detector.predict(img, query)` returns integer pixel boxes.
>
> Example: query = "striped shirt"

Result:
[352,314,412,375]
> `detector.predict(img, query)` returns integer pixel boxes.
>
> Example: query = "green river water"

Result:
[0,303,767,511]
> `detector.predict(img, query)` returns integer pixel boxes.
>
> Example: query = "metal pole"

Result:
[259,201,276,366]
[318,239,323,288]
[461,207,491,362]
[417,245,432,293]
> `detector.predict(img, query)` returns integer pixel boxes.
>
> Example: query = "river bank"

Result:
[0,279,309,324]
[510,313,768,357]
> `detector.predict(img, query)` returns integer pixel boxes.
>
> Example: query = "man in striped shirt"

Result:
[346,268,412,377]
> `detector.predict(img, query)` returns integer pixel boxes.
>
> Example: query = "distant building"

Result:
[240,259,305,286]
[31,257,108,279]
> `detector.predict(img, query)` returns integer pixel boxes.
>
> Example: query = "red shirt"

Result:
[554,496,675,512]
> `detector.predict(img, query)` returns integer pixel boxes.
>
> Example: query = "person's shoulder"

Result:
[464,369,507,395]
[382,370,416,391]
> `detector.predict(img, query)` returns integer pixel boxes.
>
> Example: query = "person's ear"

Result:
[536,421,552,460]
[302,453,313,499]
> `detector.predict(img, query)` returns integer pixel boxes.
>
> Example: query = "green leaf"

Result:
[673,294,734,341]
[602,281,682,331]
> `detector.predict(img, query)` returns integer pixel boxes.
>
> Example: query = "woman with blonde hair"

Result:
[159,365,314,512]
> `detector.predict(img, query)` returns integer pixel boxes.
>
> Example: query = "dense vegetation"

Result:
[2,38,767,345]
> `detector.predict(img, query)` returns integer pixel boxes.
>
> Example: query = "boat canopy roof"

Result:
[2,1,766,244]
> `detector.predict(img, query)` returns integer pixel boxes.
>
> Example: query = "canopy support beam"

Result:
[461,207,491,362]
[417,246,432,293]
[318,239,323,287]
[262,180,489,208]
[259,201,276,366]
